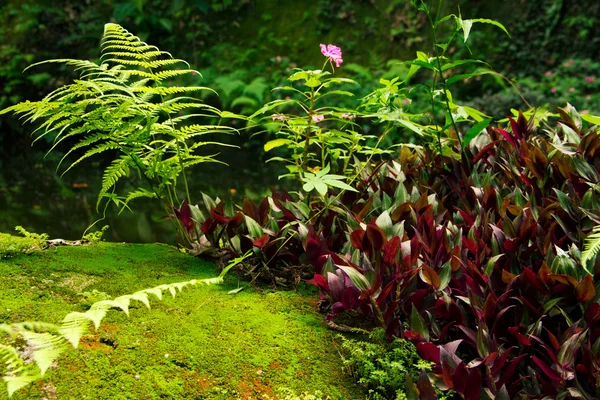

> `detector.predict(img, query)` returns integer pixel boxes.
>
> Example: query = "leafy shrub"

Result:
[0,227,48,258]
[307,107,600,399]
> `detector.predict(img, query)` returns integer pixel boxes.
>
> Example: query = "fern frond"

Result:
[131,86,211,96]
[581,225,600,274]
[103,58,189,69]
[24,59,102,74]
[97,157,131,209]
[119,189,157,213]
[61,141,120,176]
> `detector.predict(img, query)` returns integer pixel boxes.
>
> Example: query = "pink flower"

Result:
[341,113,355,120]
[544,71,553,77]
[272,114,287,121]
[586,76,592,83]
[312,114,325,123]
[586,95,592,100]
[582,110,590,114]
[285,96,291,100]
[276,56,282,62]
[569,87,575,93]
[320,44,343,67]
[404,99,410,105]
[551,87,557,93]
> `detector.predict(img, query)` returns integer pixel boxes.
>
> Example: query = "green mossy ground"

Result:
[0,242,365,399]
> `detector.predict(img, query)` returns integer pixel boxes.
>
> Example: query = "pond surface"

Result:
[0,141,287,244]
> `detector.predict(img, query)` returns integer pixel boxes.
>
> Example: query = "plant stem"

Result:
[302,87,316,172]
[425,0,464,151]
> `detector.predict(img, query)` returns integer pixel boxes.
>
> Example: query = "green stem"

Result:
[302,87,316,172]
[426,0,463,151]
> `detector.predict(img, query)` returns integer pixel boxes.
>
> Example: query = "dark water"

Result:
[0,142,286,244]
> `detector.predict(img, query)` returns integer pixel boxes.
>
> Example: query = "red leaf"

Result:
[341,286,358,309]
[576,275,596,303]
[490,347,515,377]
[453,362,468,394]
[508,326,531,346]
[464,367,482,400]
[416,369,437,400]
[503,238,521,252]
[252,235,270,248]
[174,199,194,232]
[242,198,258,221]
[584,302,600,326]
[350,229,365,250]
[497,354,527,388]
[416,342,440,364]
[307,274,329,291]
[366,224,387,251]
[382,236,400,264]
[201,218,217,234]
[463,237,478,254]
[532,356,561,381]
[210,201,230,224]
[495,127,518,149]
[327,272,345,301]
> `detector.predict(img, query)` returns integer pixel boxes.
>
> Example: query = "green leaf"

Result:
[446,70,494,86]
[264,138,293,152]
[375,211,393,238]
[476,326,490,357]
[581,114,600,125]
[410,306,429,341]
[553,189,578,218]
[543,297,564,313]
[463,118,492,149]
[471,18,511,38]
[322,178,358,192]
[458,18,473,42]
[441,59,488,71]
[314,181,328,196]
[228,287,245,295]
[438,261,452,291]
[484,254,504,276]
[5,374,40,398]
[288,71,308,81]
[336,265,370,291]
[406,64,421,81]
[396,119,425,136]
[244,215,264,238]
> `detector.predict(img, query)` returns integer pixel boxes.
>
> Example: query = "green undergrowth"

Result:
[0,229,46,258]
[0,243,365,399]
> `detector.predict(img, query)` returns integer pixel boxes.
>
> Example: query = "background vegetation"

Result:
[1,0,599,243]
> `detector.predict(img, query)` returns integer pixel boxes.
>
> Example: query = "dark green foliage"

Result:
[339,328,445,400]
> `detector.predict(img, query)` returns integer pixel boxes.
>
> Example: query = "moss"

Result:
[0,230,46,258]
[0,243,365,399]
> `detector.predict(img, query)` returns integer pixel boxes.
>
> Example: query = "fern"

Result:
[581,225,600,274]
[0,252,250,397]
[1,23,242,240]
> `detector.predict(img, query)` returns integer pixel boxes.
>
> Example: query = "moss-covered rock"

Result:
[0,243,365,399]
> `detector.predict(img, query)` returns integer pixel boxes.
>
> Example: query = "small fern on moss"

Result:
[0,252,250,397]
[1,23,240,244]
